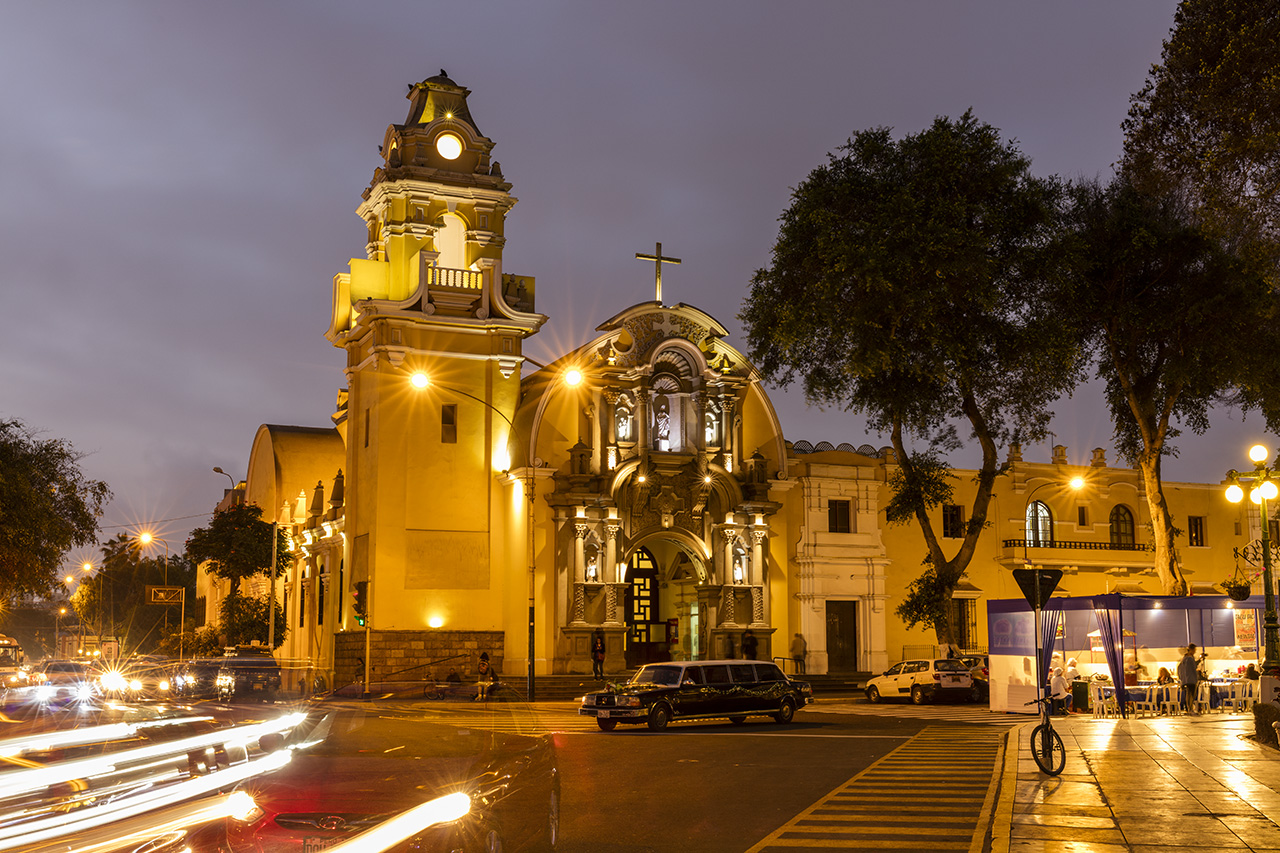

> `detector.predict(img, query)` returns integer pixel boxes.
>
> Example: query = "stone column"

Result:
[719,398,735,472]
[750,528,767,625]
[721,583,736,626]
[572,521,589,625]
[604,521,621,623]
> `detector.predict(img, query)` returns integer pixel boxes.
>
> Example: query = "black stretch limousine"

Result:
[579,659,813,731]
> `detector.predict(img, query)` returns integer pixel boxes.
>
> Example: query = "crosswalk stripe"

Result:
[745,726,1006,853]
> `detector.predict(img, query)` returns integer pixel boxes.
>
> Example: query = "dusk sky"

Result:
[3,1,1269,565]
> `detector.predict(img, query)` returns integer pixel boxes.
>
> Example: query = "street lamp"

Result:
[409,365,583,702]
[1225,444,1280,675]
[55,608,66,659]
[136,530,184,659]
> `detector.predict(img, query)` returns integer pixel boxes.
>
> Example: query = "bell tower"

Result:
[326,72,545,645]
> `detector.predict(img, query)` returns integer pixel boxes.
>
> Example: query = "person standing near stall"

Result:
[1177,644,1200,715]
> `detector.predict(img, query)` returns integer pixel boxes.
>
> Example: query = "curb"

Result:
[986,722,1030,853]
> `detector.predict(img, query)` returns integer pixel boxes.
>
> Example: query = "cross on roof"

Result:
[635,242,681,305]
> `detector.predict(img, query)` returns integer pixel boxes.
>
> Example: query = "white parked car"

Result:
[864,658,974,705]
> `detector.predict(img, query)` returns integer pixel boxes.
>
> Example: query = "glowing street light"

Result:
[1226,444,1280,675]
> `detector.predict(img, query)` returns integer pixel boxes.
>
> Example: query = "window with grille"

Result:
[1110,505,1135,546]
[828,500,851,533]
[949,598,977,651]
[1188,515,1206,547]
[942,504,964,539]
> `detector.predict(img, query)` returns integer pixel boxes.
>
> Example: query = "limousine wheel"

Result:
[773,698,796,724]
[647,703,672,731]
[729,715,747,725]
[596,718,618,731]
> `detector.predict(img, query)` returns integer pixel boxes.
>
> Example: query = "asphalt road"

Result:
[550,703,968,853]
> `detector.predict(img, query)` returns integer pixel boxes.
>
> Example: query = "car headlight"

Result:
[101,672,128,692]
[227,791,262,824]
[129,679,143,692]
[158,680,171,691]
[616,696,642,707]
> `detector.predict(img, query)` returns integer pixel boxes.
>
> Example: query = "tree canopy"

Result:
[185,503,289,590]
[1122,0,1280,265]
[0,419,110,602]
[1059,178,1280,594]
[741,111,1077,645]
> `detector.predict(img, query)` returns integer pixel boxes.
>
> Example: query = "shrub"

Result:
[1252,702,1280,745]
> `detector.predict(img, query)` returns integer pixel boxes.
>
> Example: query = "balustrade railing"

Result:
[426,265,482,290]
[1002,539,1154,552]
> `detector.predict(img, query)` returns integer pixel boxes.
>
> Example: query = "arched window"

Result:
[1026,501,1052,546]
[433,212,467,269]
[1110,505,1135,547]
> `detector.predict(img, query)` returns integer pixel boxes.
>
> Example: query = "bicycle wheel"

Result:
[1030,722,1066,776]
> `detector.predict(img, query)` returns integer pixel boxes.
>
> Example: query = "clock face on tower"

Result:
[435,133,463,160]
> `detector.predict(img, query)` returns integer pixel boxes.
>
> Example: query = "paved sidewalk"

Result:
[991,711,1280,852]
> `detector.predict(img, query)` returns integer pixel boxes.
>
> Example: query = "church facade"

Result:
[205,73,1254,694]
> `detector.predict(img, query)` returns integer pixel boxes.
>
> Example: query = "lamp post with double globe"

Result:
[1225,444,1280,676]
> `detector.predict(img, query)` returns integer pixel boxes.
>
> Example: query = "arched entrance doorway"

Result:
[623,539,708,668]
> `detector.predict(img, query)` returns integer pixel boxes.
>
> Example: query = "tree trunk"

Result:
[1137,449,1188,595]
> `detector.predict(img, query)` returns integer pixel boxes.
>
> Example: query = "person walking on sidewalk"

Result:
[790,633,807,675]
[1178,644,1200,715]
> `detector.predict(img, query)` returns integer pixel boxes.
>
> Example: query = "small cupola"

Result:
[378,70,502,182]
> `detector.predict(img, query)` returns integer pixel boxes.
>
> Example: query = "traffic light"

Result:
[352,580,368,627]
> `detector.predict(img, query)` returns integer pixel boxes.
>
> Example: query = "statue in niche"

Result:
[656,403,670,442]
[616,407,632,441]
[705,412,718,445]
[732,542,748,583]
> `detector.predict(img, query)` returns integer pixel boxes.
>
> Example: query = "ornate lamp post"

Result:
[1225,444,1280,675]
[409,365,582,702]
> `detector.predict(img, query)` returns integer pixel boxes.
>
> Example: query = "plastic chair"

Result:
[1194,681,1213,714]
[1090,682,1119,718]
[1239,679,1259,711]
[1157,684,1181,715]
[1129,685,1157,718]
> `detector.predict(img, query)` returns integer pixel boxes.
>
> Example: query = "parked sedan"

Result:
[960,654,989,701]
[579,659,812,731]
[863,658,974,704]
[223,681,558,853]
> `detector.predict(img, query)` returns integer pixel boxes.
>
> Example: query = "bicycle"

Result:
[1023,695,1066,776]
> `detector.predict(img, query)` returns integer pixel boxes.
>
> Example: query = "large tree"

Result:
[1060,178,1279,594]
[185,503,289,648]
[1058,0,1280,595]
[1122,0,1280,265]
[741,112,1078,647]
[0,419,110,602]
